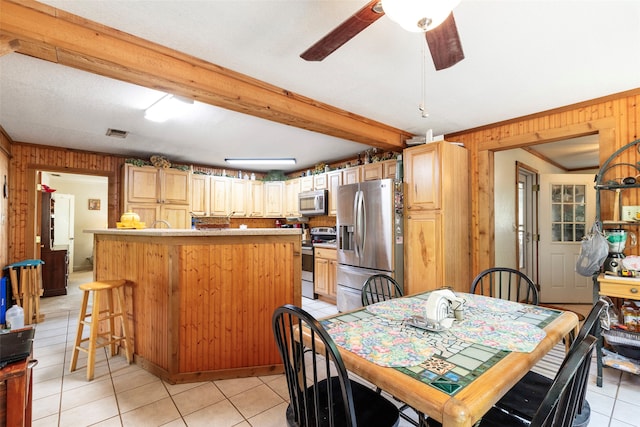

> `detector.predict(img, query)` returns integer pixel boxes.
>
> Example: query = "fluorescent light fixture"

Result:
[225,158,297,166]
[144,94,194,122]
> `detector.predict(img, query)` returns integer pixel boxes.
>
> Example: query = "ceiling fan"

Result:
[300,0,464,71]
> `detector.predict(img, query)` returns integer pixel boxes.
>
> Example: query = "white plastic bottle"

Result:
[5,305,25,329]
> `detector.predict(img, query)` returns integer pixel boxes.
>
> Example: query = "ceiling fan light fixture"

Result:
[381,0,460,32]
[145,94,194,122]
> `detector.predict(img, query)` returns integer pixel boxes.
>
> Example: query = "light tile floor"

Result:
[29,271,638,426]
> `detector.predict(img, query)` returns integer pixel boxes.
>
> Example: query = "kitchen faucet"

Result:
[150,219,171,229]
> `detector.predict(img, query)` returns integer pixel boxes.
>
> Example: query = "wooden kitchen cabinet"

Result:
[230,178,248,216]
[403,142,470,294]
[342,166,361,185]
[362,162,383,181]
[190,174,210,216]
[383,159,397,180]
[327,170,342,216]
[123,164,191,228]
[300,176,314,192]
[362,159,397,181]
[313,173,327,190]
[247,181,264,217]
[124,164,190,205]
[314,247,337,299]
[404,144,441,211]
[210,176,231,216]
[264,182,284,217]
[284,178,301,217]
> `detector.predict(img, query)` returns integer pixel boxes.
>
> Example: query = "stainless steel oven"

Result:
[301,243,315,299]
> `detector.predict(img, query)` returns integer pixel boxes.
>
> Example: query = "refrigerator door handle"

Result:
[355,189,365,257]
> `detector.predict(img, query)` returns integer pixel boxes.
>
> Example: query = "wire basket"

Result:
[603,329,640,359]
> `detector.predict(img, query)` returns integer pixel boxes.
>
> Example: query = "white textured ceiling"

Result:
[1,0,639,171]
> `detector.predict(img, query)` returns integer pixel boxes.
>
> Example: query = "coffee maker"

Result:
[603,229,636,274]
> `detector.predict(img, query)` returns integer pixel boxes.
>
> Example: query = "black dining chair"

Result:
[427,334,598,427]
[360,275,426,427]
[272,304,400,427]
[471,267,539,305]
[361,274,403,306]
[492,300,608,427]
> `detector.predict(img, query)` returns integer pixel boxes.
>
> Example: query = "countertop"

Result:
[84,228,302,237]
[313,243,337,249]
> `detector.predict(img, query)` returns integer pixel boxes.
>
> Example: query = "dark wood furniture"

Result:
[40,192,68,297]
[0,355,35,427]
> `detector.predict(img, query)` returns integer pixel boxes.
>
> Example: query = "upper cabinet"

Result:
[362,159,397,182]
[247,181,264,217]
[342,166,361,185]
[126,161,400,223]
[300,176,314,192]
[327,170,342,216]
[362,162,383,181]
[123,164,191,228]
[190,174,210,216]
[285,178,301,217]
[264,182,284,217]
[230,178,248,217]
[210,176,231,216]
[314,173,328,190]
[124,164,190,205]
[404,144,440,211]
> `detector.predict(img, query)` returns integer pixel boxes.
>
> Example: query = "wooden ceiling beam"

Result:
[0,0,412,151]
[0,33,20,57]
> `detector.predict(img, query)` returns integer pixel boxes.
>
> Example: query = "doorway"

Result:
[495,134,600,303]
[40,172,108,272]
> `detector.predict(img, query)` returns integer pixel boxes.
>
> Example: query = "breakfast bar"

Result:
[85,228,301,383]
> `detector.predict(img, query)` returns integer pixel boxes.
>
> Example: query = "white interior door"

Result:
[539,174,595,303]
[52,193,75,273]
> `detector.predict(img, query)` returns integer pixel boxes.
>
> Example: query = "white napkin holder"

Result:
[424,289,465,329]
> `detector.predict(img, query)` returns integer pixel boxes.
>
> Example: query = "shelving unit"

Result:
[593,138,640,386]
[40,192,68,297]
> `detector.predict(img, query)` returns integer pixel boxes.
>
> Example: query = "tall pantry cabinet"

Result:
[403,141,471,295]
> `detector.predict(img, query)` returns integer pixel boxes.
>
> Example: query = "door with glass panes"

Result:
[539,174,595,303]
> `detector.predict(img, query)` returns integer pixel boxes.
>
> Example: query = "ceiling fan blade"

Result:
[300,0,384,61]
[425,12,464,71]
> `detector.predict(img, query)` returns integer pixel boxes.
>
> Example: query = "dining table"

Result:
[312,291,579,427]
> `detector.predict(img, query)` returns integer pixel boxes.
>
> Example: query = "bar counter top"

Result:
[85,227,301,237]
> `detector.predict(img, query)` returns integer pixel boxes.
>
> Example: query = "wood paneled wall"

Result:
[8,142,125,263]
[447,89,640,275]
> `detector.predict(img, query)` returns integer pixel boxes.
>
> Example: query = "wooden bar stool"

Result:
[3,259,45,325]
[69,279,133,380]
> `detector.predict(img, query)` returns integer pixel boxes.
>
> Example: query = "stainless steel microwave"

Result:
[298,189,328,216]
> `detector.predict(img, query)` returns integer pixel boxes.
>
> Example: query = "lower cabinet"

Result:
[41,248,68,297]
[314,247,337,299]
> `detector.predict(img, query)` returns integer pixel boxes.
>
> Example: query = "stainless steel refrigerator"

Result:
[336,178,404,312]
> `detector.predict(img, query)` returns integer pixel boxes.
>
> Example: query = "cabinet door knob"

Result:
[631,287,638,294]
